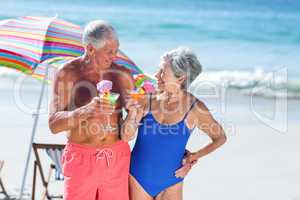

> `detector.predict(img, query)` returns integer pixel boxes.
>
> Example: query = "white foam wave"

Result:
[189,68,300,99]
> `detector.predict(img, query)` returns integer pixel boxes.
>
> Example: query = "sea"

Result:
[0,0,300,98]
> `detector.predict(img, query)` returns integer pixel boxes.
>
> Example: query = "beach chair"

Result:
[0,160,9,199]
[32,143,65,200]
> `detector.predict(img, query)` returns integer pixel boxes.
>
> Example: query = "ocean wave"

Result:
[189,68,300,99]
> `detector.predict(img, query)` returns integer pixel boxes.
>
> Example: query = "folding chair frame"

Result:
[32,143,65,200]
[0,160,9,199]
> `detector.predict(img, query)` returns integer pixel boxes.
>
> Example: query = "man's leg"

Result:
[62,144,98,200]
[100,141,131,200]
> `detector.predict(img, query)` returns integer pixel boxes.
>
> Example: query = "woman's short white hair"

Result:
[82,20,118,49]
[162,47,202,91]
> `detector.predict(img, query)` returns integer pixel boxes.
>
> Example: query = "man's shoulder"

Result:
[111,64,133,86]
[112,65,134,89]
[59,58,81,73]
[55,58,81,82]
[112,64,132,76]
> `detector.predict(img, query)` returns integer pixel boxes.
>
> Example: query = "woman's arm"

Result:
[120,95,149,141]
[186,100,227,161]
[175,100,226,178]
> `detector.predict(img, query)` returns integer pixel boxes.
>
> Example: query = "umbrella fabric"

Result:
[0,15,149,82]
[0,16,83,77]
[113,50,144,75]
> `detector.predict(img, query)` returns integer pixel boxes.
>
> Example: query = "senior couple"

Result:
[48,20,226,200]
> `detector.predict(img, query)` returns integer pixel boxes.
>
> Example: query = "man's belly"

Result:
[67,114,121,147]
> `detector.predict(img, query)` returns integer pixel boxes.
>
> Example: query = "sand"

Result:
[0,84,299,200]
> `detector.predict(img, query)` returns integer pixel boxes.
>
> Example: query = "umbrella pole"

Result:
[18,65,49,200]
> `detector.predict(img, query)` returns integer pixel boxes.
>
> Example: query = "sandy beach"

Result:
[0,78,299,199]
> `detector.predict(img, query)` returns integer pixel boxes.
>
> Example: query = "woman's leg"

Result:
[155,182,183,200]
[129,175,153,200]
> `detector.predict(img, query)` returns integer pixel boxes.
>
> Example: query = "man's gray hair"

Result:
[162,47,202,91]
[82,20,118,49]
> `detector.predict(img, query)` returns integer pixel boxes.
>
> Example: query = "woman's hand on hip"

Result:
[175,150,199,178]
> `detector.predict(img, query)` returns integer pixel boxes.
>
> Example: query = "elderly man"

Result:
[48,20,136,200]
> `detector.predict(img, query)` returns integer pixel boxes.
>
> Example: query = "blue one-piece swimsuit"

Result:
[130,96,197,197]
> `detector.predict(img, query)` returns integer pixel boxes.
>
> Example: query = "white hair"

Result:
[82,20,118,49]
[162,47,202,91]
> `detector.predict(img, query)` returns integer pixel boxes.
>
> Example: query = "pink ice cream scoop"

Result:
[97,80,112,93]
[143,80,155,93]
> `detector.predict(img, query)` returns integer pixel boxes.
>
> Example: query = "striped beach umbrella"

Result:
[0,16,83,78]
[0,15,147,82]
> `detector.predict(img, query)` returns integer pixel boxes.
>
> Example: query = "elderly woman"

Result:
[123,47,226,200]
